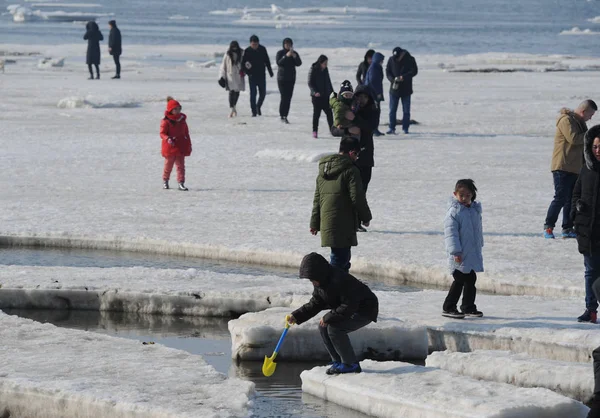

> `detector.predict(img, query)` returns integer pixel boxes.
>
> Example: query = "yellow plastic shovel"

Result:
[262,315,292,377]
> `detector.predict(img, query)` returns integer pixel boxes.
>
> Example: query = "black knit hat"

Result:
[339,80,353,95]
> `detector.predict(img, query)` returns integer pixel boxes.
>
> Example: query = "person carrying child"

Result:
[160,96,192,191]
[329,80,361,138]
[443,179,484,319]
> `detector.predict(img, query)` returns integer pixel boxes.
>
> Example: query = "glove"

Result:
[167,137,175,146]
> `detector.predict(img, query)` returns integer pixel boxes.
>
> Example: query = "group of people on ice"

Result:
[83,20,121,80]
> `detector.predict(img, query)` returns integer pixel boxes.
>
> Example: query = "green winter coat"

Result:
[329,93,353,128]
[310,154,372,248]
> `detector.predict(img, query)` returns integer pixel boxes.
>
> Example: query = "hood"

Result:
[319,154,354,180]
[299,252,332,286]
[584,124,600,170]
[282,37,293,48]
[108,20,117,28]
[354,84,375,104]
[447,197,482,214]
[372,52,384,65]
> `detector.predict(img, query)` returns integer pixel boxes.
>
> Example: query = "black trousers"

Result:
[443,270,477,312]
[113,54,121,76]
[229,91,240,108]
[87,63,99,78]
[359,166,372,192]
[312,96,333,133]
[278,80,295,118]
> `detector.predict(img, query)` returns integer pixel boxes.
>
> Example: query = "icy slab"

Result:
[301,360,589,418]
[426,350,594,402]
[0,311,254,418]
[0,265,311,316]
[560,27,600,35]
[229,307,428,361]
[255,148,331,163]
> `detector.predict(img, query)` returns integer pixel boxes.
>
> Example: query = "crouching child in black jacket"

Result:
[288,252,378,375]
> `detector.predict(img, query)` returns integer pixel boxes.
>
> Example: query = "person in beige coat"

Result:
[219,40,245,118]
[544,99,597,239]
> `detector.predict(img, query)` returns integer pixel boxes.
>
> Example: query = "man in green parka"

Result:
[310,136,372,272]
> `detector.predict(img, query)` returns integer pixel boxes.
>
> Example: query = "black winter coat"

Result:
[108,26,122,56]
[386,51,418,97]
[276,48,302,82]
[356,61,369,86]
[572,125,600,255]
[352,84,377,168]
[292,253,378,325]
[241,45,273,79]
[308,64,333,98]
[84,21,103,65]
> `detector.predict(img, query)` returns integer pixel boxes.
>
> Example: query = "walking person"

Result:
[276,37,302,124]
[386,47,418,134]
[443,179,484,319]
[108,20,121,79]
[355,49,374,86]
[570,124,600,323]
[241,34,273,117]
[83,21,103,79]
[310,137,372,272]
[308,55,334,139]
[364,52,385,137]
[288,252,379,375]
[160,97,192,191]
[545,100,597,239]
[352,85,378,196]
[219,41,245,118]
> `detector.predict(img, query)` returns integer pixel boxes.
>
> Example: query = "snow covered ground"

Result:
[301,360,589,418]
[0,311,254,418]
[426,350,594,402]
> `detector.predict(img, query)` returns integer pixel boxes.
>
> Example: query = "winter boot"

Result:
[312,131,318,139]
[577,309,598,323]
[111,75,120,79]
[326,361,341,375]
[178,183,188,191]
[442,309,465,319]
[335,362,362,374]
[544,227,555,239]
[163,180,169,190]
[562,228,577,239]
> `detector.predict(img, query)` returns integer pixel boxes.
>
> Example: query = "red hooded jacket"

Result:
[160,112,192,158]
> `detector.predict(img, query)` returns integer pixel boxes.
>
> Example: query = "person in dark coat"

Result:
[84,21,103,79]
[386,47,418,134]
[108,20,122,79]
[364,52,385,136]
[356,49,374,86]
[352,85,378,196]
[288,252,379,375]
[276,37,302,124]
[310,137,372,271]
[241,34,273,117]
[308,55,334,138]
[571,124,600,323]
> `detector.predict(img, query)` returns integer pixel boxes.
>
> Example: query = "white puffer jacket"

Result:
[219,51,245,92]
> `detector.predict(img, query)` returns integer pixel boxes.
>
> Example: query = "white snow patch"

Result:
[255,149,331,163]
[186,59,216,68]
[560,27,600,35]
[0,311,254,418]
[57,96,141,109]
[301,360,589,418]
[37,56,64,68]
[228,307,428,361]
[168,14,189,20]
[426,350,594,402]
[31,3,102,8]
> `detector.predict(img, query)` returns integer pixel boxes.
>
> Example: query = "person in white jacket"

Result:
[219,41,245,118]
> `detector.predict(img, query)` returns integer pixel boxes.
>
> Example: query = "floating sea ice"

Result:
[37,57,65,68]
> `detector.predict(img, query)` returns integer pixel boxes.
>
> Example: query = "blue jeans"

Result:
[544,170,578,230]
[330,247,351,272]
[249,76,266,116]
[389,93,411,132]
[584,254,600,311]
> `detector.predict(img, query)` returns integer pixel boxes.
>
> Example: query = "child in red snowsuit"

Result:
[160,96,192,191]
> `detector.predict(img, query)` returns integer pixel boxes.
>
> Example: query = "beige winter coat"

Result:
[219,51,245,92]
[551,108,588,174]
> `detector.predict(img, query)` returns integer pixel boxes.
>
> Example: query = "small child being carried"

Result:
[442,179,484,319]
[329,80,361,137]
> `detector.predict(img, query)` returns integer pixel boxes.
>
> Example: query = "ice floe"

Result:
[560,27,600,35]
[254,149,332,163]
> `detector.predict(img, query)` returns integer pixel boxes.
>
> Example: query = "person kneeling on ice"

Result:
[287,252,378,375]
[160,96,192,191]
[442,179,484,319]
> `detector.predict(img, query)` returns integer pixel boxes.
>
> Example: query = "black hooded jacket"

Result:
[352,85,377,168]
[84,21,103,65]
[276,38,302,82]
[571,124,600,255]
[108,22,122,56]
[386,48,418,97]
[292,253,379,325]
[241,44,273,79]
[356,50,374,86]
[308,63,333,98]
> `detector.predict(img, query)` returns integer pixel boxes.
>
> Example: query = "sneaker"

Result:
[163,181,169,190]
[312,131,318,139]
[178,183,188,191]
[577,309,598,323]
[326,361,341,375]
[544,228,555,239]
[462,309,483,317]
[357,225,367,232]
[386,128,396,135]
[335,362,362,374]
[562,228,577,239]
[442,309,465,319]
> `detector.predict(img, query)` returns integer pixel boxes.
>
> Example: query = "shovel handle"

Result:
[273,327,289,354]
